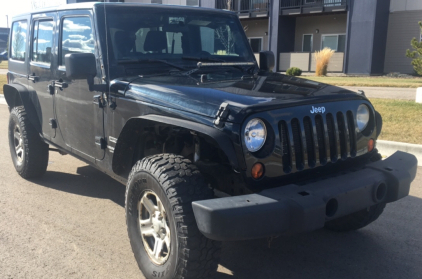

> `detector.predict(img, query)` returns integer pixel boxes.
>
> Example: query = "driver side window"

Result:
[60,16,95,66]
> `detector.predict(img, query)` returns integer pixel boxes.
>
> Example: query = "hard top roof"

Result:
[12,2,234,19]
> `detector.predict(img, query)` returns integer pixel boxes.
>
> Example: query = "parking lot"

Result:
[0,104,421,279]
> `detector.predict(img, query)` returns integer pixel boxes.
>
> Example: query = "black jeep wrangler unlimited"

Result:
[4,3,418,279]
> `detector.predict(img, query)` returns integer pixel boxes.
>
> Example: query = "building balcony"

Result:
[216,0,270,18]
[280,0,347,15]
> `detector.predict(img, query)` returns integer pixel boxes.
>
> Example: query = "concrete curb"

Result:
[377,140,422,166]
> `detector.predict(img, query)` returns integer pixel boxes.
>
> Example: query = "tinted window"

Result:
[10,21,27,61]
[61,17,95,66]
[32,20,54,63]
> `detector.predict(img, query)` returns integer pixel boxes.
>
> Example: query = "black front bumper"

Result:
[192,151,418,241]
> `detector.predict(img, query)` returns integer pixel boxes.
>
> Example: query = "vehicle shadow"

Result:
[216,195,422,279]
[36,165,125,207]
[35,166,421,279]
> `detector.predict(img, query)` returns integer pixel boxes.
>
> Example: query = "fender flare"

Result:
[111,114,245,175]
[3,83,42,133]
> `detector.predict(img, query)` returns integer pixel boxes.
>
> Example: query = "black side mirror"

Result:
[259,51,275,72]
[65,53,97,80]
[65,53,107,92]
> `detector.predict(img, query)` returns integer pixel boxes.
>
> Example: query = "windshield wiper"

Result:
[182,56,225,62]
[118,59,187,71]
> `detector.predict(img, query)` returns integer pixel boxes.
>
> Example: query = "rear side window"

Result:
[32,20,54,64]
[10,21,28,61]
[60,17,95,66]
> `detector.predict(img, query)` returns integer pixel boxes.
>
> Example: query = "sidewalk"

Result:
[0,95,6,105]
[340,86,416,100]
[0,69,7,75]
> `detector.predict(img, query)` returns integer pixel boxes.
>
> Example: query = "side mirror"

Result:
[65,53,107,92]
[259,51,275,72]
[65,53,97,80]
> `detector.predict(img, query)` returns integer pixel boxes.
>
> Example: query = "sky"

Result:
[0,0,32,28]
[0,0,66,28]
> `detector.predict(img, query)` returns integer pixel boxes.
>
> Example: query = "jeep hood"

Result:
[121,73,367,123]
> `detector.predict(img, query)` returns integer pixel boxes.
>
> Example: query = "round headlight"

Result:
[357,104,370,132]
[244,118,267,152]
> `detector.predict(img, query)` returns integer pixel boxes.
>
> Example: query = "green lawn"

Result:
[0,61,8,69]
[303,76,422,88]
[369,98,422,144]
[0,74,6,94]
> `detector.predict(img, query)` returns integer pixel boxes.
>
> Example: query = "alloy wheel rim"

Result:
[138,190,171,265]
[13,124,24,164]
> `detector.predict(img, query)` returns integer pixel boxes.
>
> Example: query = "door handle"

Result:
[28,74,39,83]
[54,80,68,90]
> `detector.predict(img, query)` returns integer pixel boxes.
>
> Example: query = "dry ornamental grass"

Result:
[314,48,335,76]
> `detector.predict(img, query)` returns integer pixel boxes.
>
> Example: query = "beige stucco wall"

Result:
[241,19,269,51]
[384,10,422,74]
[294,14,347,52]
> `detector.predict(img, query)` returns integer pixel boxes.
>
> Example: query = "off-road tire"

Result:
[125,154,221,279]
[325,203,386,232]
[8,106,49,179]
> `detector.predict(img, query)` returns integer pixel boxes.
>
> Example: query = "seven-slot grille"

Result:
[279,111,357,173]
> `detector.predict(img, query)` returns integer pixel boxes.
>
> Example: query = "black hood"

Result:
[120,73,367,123]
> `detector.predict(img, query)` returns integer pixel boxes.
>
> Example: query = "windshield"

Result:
[103,6,255,67]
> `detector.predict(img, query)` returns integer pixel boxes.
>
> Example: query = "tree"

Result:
[12,25,24,59]
[406,21,422,76]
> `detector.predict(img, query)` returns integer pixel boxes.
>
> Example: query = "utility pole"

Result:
[5,15,8,28]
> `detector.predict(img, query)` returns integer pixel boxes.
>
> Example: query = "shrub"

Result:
[406,21,422,76]
[314,48,335,76]
[286,67,302,76]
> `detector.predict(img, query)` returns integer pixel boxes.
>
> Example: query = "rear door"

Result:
[28,13,56,140]
[53,10,105,161]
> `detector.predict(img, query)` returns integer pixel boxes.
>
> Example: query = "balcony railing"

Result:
[216,0,270,14]
[280,0,347,9]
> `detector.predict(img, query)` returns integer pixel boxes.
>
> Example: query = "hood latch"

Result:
[214,102,229,128]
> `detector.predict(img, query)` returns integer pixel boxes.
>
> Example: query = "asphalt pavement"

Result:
[0,105,421,279]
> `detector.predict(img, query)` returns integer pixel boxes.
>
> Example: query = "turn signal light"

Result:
[251,163,265,180]
[368,139,375,152]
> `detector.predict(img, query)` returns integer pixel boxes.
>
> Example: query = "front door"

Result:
[53,11,105,161]
[28,13,56,141]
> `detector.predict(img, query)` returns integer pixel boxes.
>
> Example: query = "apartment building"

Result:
[34,0,422,74]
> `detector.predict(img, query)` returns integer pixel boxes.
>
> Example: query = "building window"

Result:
[60,17,95,66]
[302,34,313,52]
[321,34,346,52]
[10,20,27,61]
[186,0,199,6]
[248,37,262,53]
[151,0,163,3]
[32,20,54,64]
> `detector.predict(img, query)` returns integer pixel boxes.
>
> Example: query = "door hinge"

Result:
[95,136,107,149]
[214,102,229,128]
[49,118,57,129]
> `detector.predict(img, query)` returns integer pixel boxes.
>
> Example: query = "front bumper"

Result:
[192,151,418,241]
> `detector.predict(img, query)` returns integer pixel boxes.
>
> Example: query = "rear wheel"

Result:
[325,203,386,232]
[8,106,49,178]
[125,154,221,279]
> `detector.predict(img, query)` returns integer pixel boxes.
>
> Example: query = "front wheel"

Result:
[125,154,221,279]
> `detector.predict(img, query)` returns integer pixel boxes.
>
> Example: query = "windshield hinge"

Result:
[214,102,229,128]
